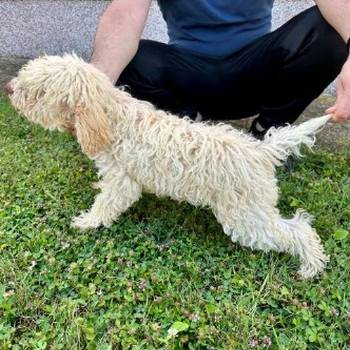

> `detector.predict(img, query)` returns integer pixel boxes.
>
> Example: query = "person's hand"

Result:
[326,59,350,123]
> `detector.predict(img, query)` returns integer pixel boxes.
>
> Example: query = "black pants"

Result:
[119,6,348,128]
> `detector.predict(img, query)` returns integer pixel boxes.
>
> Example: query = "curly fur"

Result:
[8,54,331,279]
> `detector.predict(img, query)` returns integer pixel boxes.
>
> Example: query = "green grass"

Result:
[0,92,349,350]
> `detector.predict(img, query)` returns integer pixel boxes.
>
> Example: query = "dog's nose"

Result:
[4,82,14,95]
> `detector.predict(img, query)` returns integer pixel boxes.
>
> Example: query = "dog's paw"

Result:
[71,212,103,231]
[297,254,329,279]
[91,181,101,190]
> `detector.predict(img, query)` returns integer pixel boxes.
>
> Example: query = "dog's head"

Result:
[5,54,114,157]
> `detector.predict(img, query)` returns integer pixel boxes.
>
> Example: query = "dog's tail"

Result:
[260,115,331,164]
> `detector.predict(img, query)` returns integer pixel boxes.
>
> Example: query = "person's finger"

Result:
[330,78,347,120]
[326,106,336,114]
[330,114,339,122]
[332,112,349,123]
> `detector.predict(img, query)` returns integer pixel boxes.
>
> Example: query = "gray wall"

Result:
[1,0,313,59]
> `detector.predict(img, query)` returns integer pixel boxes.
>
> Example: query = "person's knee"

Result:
[306,6,348,71]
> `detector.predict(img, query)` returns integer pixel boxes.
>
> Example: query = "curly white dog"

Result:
[6,54,331,278]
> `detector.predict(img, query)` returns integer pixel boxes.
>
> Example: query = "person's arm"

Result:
[91,0,152,84]
[314,0,350,122]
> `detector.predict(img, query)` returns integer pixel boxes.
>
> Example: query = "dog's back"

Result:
[108,99,272,205]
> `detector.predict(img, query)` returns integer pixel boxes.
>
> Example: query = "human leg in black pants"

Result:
[118,6,348,130]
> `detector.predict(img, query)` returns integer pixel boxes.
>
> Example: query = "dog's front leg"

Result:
[71,170,142,230]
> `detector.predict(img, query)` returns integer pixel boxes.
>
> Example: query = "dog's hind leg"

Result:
[214,206,328,279]
[270,210,329,279]
[71,169,142,230]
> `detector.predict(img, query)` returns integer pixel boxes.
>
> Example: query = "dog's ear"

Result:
[73,103,113,157]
